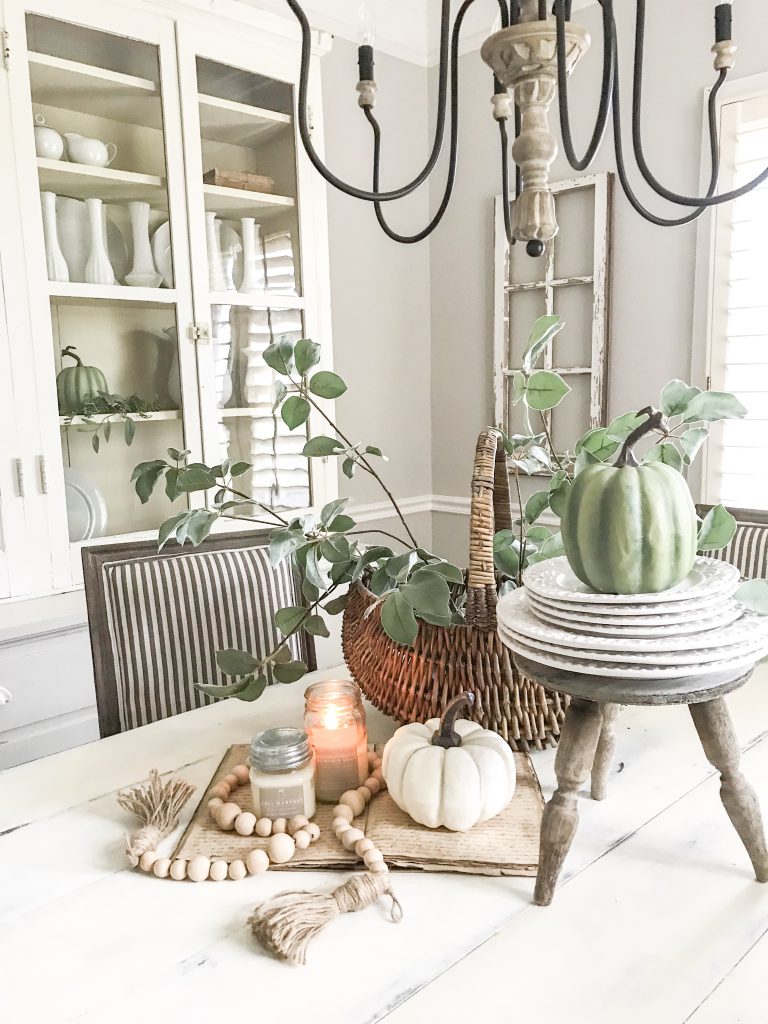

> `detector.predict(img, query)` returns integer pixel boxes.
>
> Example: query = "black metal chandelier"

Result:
[285,0,766,256]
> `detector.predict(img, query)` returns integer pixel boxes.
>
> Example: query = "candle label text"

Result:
[317,748,360,799]
[259,784,306,818]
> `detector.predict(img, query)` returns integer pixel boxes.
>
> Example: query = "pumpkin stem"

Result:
[61,346,83,367]
[431,692,475,749]
[614,406,668,469]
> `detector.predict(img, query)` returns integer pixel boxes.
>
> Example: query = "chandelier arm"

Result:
[555,0,615,172]
[284,0,452,203]
[629,0,768,207]
[364,0,475,243]
[499,117,516,246]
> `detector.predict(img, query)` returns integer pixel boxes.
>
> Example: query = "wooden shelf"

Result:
[49,283,177,307]
[208,290,303,309]
[203,183,293,220]
[60,411,180,426]
[198,93,291,147]
[29,52,162,129]
[37,159,166,204]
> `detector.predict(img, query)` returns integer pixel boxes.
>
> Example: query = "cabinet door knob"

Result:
[0,687,12,705]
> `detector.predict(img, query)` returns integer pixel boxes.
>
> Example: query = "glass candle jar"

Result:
[304,680,368,803]
[249,727,316,819]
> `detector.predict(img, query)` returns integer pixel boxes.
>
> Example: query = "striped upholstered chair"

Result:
[82,531,315,737]
[697,505,768,580]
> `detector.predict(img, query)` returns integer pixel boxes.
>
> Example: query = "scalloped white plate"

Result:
[522,556,740,605]
[522,592,741,630]
[526,589,735,618]
[523,601,742,637]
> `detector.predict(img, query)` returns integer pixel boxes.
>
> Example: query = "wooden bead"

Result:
[288,815,309,836]
[355,837,374,856]
[209,784,229,801]
[187,856,211,882]
[207,797,224,816]
[215,802,241,830]
[342,827,365,851]
[357,786,372,804]
[364,777,381,796]
[153,857,172,879]
[306,822,321,842]
[233,764,250,785]
[272,817,287,834]
[369,860,389,873]
[210,859,228,882]
[339,790,366,817]
[224,774,240,790]
[228,859,247,881]
[139,850,159,873]
[332,804,354,823]
[367,750,379,770]
[245,849,269,875]
[363,849,384,868]
[234,812,257,836]
[255,817,272,837]
[293,829,311,850]
[169,859,187,881]
[372,767,384,783]
[333,818,351,835]
[267,832,296,865]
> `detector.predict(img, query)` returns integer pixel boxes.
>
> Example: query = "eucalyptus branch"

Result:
[348,528,412,548]
[540,412,567,474]
[218,483,290,526]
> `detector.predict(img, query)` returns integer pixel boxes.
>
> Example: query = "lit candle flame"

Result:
[323,705,342,730]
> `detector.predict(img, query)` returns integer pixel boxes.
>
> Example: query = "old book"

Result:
[203,168,277,194]
[174,744,543,876]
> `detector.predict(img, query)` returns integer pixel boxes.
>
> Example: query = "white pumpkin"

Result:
[382,693,516,832]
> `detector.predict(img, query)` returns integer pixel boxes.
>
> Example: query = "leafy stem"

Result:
[540,412,567,474]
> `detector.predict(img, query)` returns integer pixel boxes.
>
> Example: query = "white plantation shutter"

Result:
[705,93,768,509]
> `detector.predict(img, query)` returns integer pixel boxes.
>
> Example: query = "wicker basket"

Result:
[341,428,569,752]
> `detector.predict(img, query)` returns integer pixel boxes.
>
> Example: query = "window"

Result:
[702,85,768,509]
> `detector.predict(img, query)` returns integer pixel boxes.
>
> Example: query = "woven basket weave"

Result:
[341,428,569,752]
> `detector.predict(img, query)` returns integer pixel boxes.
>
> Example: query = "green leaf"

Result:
[493,530,520,577]
[195,678,252,699]
[294,338,321,376]
[275,606,308,635]
[263,336,295,376]
[521,315,564,373]
[131,459,167,482]
[158,512,188,551]
[124,417,136,446]
[369,564,394,596]
[330,559,354,585]
[236,675,268,702]
[176,467,216,492]
[303,436,344,458]
[309,371,347,400]
[320,497,350,526]
[697,504,737,552]
[302,577,320,603]
[415,609,452,628]
[104,421,111,443]
[384,550,419,581]
[321,535,351,563]
[323,593,349,615]
[269,528,306,566]
[680,427,709,466]
[186,509,218,546]
[92,433,100,453]
[734,579,768,615]
[304,545,330,591]
[426,561,464,584]
[380,591,419,645]
[661,379,701,417]
[342,457,356,479]
[328,514,355,533]
[281,395,310,430]
[683,391,748,423]
[364,446,385,458]
[216,648,259,676]
[399,568,451,616]
[548,471,571,518]
[272,645,293,664]
[525,370,571,411]
[526,525,552,544]
[303,614,330,638]
[351,546,394,582]
[135,464,165,504]
[525,490,550,525]
[273,380,288,410]
[577,427,620,462]
[540,531,565,559]
[511,370,527,404]
[574,448,601,475]
[606,411,647,442]
[644,442,683,473]
[164,467,180,502]
[230,462,249,478]
[273,660,308,684]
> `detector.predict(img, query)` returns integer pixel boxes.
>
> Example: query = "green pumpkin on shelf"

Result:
[56,346,109,416]
[561,407,698,595]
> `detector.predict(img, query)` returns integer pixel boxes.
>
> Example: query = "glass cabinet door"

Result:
[9,4,199,586]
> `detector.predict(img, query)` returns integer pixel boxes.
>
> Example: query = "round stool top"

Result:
[514,654,754,706]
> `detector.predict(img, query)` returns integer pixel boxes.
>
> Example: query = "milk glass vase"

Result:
[125,201,161,288]
[205,211,228,292]
[40,191,68,282]
[239,217,264,293]
[84,198,116,286]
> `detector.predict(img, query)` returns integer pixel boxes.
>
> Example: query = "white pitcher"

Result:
[34,115,64,160]
[64,133,117,168]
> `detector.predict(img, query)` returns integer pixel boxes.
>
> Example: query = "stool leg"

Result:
[591,703,620,801]
[689,697,768,883]
[534,697,604,906]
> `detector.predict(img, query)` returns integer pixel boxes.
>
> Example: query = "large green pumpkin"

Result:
[561,409,697,594]
[56,346,109,415]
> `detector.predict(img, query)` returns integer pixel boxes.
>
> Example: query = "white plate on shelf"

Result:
[56,197,128,284]
[524,601,743,638]
[64,468,107,542]
[526,589,735,618]
[523,592,739,629]
[522,556,740,606]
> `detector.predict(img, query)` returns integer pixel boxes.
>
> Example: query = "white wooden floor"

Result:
[387,664,768,1024]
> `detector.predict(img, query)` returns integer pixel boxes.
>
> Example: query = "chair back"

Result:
[697,505,768,580]
[83,531,315,737]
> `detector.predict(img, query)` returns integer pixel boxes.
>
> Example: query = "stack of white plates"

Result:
[496,556,768,680]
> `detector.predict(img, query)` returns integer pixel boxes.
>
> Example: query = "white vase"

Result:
[205,211,228,292]
[84,198,116,285]
[163,326,182,409]
[239,217,264,293]
[40,191,69,282]
[125,201,162,288]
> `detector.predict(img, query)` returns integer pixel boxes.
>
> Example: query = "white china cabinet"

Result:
[0,0,335,605]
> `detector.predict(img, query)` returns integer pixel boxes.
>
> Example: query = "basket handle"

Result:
[465,428,513,630]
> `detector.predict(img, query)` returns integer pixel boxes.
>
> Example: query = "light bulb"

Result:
[357,1,376,47]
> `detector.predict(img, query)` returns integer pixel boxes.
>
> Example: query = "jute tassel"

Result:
[250,871,403,966]
[117,769,196,866]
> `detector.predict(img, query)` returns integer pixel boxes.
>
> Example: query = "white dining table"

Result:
[4,662,768,1024]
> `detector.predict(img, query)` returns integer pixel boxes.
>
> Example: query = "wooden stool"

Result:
[515,656,768,906]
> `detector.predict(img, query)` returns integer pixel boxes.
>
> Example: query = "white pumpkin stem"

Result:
[432,692,475,749]
[615,407,668,469]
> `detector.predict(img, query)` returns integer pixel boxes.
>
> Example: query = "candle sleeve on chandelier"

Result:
[715,3,733,42]
[358,44,375,82]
